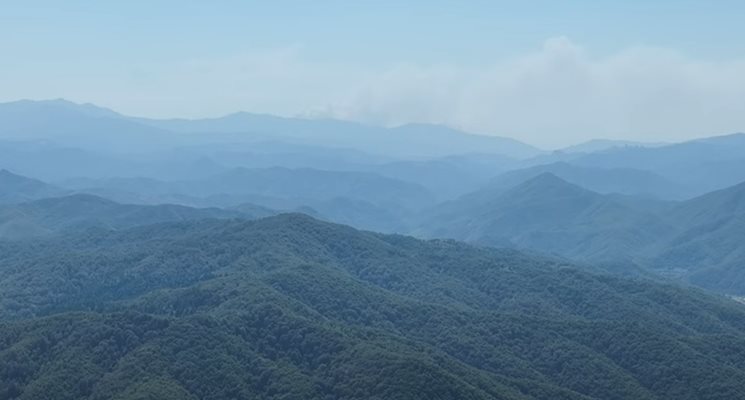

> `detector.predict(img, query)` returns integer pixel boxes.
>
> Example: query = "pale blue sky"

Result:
[2,1,745,147]
[3,1,743,65]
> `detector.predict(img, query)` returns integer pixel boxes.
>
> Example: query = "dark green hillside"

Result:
[418,173,674,261]
[2,214,745,399]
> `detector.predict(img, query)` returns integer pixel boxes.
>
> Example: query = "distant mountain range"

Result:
[0,99,543,159]
[481,162,692,199]
[61,167,434,232]
[0,169,67,204]
[571,133,745,194]
[2,98,745,296]
[0,193,255,240]
[560,139,669,153]
[5,163,745,294]
[418,173,674,260]
[3,99,745,201]
[5,96,745,400]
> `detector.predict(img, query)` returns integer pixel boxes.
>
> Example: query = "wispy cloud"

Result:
[6,38,745,148]
[328,37,745,147]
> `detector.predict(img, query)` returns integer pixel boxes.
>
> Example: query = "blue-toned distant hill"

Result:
[0,99,177,152]
[0,99,543,159]
[62,167,434,232]
[572,133,745,195]
[483,162,692,199]
[0,169,68,204]
[418,173,674,261]
[560,139,668,154]
[0,194,257,240]
[136,111,543,159]
[417,172,745,294]
[648,181,745,293]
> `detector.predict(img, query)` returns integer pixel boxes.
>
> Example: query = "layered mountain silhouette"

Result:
[0,169,67,204]
[3,97,745,399]
[572,133,745,195]
[0,194,257,240]
[418,173,673,261]
[0,99,542,159]
[63,167,433,232]
[484,162,692,199]
[418,173,745,294]
[650,181,745,292]
[559,139,668,154]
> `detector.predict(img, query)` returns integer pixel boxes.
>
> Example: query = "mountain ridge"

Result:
[0,99,543,159]
[2,213,745,399]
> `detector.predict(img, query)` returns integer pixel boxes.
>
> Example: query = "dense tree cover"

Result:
[0,194,264,240]
[480,161,692,200]
[2,214,745,399]
[417,173,745,295]
[417,173,677,261]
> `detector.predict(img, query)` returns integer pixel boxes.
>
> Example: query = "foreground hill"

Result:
[2,214,745,399]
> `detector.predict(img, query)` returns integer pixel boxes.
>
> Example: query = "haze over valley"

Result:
[3,2,745,399]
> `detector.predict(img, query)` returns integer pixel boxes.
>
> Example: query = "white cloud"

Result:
[329,37,745,148]
[5,37,745,148]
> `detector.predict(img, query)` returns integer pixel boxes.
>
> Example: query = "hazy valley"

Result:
[3,99,745,400]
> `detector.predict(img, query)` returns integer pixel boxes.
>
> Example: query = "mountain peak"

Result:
[674,178,745,224]
[0,169,46,186]
[520,172,574,188]
[692,132,745,147]
[504,172,594,200]
[0,98,121,118]
[0,170,67,204]
[0,168,19,177]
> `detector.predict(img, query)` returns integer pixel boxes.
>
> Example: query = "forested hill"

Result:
[2,214,745,399]
[0,169,67,204]
[415,173,745,294]
[417,173,673,260]
[0,194,254,240]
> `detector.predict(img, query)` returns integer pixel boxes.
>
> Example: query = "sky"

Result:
[2,0,745,148]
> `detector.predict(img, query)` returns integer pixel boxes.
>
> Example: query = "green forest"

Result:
[2,214,745,399]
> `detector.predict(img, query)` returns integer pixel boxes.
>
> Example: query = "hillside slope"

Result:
[0,169,67,204]
[0,194,256,240]
[2,215,745,399]
[418,173,674,261]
